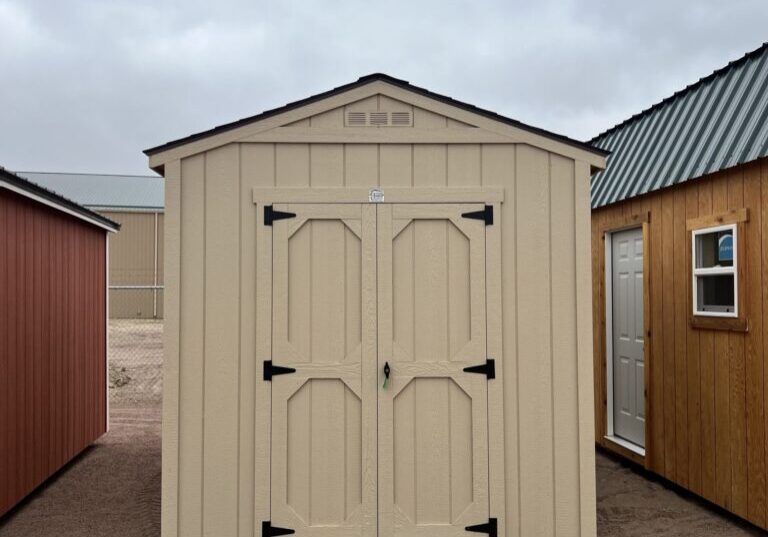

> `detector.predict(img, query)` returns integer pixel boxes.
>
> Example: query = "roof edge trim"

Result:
[144,73,609,159]
[0,168,120,232]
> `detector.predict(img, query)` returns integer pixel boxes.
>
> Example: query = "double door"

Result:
[267,203,493,536]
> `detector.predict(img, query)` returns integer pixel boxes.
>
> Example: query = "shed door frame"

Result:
[253,187,505,537]
[601,214,650,461]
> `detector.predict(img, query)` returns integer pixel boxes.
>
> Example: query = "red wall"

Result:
[0,188,107,517]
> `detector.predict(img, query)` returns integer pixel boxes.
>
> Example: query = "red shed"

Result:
[0,167,119,517]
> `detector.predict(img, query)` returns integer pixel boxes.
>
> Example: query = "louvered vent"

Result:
[347,111,367,126]
[345,111,413,127]
[391,112,411,126]
[369,112,388,126]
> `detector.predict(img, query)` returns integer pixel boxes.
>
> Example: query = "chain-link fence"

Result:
[109,320,163,407]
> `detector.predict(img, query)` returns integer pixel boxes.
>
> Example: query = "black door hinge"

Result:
[261,521,295,537]
[264,205,297,226]
[461,205,493,225]
[263,360,297,381]
[463,358,496,379]
[466,518,497,537]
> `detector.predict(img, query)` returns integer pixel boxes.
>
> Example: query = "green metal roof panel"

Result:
[591,43,768,209]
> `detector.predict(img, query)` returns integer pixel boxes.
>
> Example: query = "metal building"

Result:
[590,43,768,530]
[146,74,607,537]
[0,167,119,517]
[19,172,164,319]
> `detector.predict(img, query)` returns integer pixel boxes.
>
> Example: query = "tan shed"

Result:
[145,74,607,537]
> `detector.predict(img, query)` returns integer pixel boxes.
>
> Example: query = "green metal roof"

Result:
[590,43,768,209]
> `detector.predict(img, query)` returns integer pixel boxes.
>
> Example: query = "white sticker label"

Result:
[369,189,384,203]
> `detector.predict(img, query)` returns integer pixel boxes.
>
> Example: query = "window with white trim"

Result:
[692,224,737,317]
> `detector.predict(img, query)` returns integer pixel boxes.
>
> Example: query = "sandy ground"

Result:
[596,450,765,536]
[2,321,766,536]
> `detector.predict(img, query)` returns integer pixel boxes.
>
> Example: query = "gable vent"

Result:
[369,112,388,126]
[391,112,411,126]
[345,111,413,127]
[347,111,367,126]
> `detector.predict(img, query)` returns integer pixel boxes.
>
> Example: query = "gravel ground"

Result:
[2,320,765,536]
[596,450,764,536]
[0,406,161,537]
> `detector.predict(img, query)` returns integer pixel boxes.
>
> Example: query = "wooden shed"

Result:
[590,44,768,530]
[0,167,119,518]
[145,74,607,537]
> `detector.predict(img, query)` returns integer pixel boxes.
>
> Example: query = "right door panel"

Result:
[377,204,490,537]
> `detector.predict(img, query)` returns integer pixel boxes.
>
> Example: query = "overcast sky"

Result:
[1,0,766,176]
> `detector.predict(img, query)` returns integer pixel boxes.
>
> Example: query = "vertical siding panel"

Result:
[380,145,413,186]
[698,180,717,502]
[23,209,32,490]
[661,192,677,480]
[275,144,310,186]
[344,145,379,187]
[550,155,580,537]
[515,145,554,536]
[0,193,7,513]
[310,144,344,186]
[744,163,766,526]
[575,161,598,537]
[728,171,748,519]
[673,189,689,487]
[763,160,768,526]
[178,155,205,537]
[650,192,665,473]
[591,209,603,445]
[447,145,481,186]
[685,186,702,494]
[712,176,732,509]
[240,143,276,535]
[203,144,241,536]
[481,144,519,537]
[163,158,182,537]
[413,145,447,186]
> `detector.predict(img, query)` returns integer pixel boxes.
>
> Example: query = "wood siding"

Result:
[0,188,107,518]
[164,138,597,536]
[592,158,768,529]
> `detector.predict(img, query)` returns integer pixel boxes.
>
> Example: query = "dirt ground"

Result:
[596,450,765,536]
[2,320,766,536]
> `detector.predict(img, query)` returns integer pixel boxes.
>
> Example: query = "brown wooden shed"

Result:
[0,167,119,518]
[590,43,768,530]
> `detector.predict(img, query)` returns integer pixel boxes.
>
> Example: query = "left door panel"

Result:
[269,204,378,537]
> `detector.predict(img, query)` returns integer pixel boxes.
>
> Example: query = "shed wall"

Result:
[592,158,768,529]
[0,188,107,518]
[164,141,596,537]
[103,210,164,318]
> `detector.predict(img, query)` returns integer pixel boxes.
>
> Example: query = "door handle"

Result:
[382,362,390,389]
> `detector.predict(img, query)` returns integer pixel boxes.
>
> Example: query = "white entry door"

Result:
[610,227,645,448]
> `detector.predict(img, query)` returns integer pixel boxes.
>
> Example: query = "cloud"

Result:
[0,0,765,174]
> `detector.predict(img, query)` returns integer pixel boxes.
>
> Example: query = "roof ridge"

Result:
[589,41,768,143]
